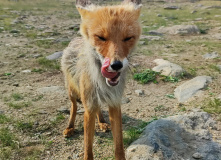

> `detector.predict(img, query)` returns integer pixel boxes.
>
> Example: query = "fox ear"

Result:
[77,7,91,20]
[133,7,142,20]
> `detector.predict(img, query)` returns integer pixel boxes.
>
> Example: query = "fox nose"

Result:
[110,61,123,71]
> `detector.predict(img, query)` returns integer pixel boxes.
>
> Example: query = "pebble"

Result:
[57,106,70,114]
[192,152,203,159]
[22,69,31,73]
[121,97,130,104]
[77,109,85,114]
[135,90,144,96]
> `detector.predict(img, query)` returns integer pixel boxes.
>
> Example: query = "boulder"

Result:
[46,51,63,60]
[152,59,185,77]
[174,76,212,103]
[126,112,221,160]
[157,25,200,35]
[203,52,220,59]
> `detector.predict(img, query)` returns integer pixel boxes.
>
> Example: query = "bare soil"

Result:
[0,0,220,160]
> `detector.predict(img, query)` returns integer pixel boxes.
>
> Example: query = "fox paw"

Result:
[98,123,110,132]
[63,127,74,138]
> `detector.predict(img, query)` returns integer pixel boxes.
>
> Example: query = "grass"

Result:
[16,121,33,131]
[133,69,179,84]
[0,114,9,124]
[8,101,31,109]
[11,93,23,101]
[0,128,18,149]
[123,118,157,147]
[202,98,221,114]
[51,114,65,126]
[38,57,60,70]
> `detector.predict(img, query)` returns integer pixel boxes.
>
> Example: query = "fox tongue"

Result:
[101,58,118,79]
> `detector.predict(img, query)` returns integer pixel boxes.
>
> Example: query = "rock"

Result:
[174,76,212,103]
[57,106,70,114]
[12,83,19,87]
[140,35,162,41]
[135,90,144,96]
[217,65,221,71]
[147,30,163,36]
[126,112,221,160]
[203,52,220,59]
[77,109,85,114]
[21,69,31,73]
[69,24,80,31]
[139,41,146,45]
[157,25,200,35]
[10,29,20,33]
[152,59,185,77]
[32,54,42,58]
[37,86,66,94]
[192,152,203,159]
[121,97,130,104]
[214,15,221,18]
[213,33,221,40]
[164,6,180,10]
[191,10,197,14]
[46,51,63,60]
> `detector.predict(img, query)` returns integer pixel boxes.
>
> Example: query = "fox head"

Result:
[77,3,142,86]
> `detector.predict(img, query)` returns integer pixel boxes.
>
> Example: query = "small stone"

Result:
[195,18,203,21]
[192,152,203,159]
[10,29,20,33]
[164,6,180,10]
[139,41,146,45]
[191,10,197,14]
[135,90,144,96]
[22,69,31,73]
[121,97,130,104]
[77,109,85,114]
[217,65,221,72]
[57,106,70,114]
[12,83,19,87]
[32,54,42,58]
[203,52,219,59]
[46,51,63,60]
[157,14,162,17]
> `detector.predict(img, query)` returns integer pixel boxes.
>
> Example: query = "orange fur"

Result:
[61,3,141,160]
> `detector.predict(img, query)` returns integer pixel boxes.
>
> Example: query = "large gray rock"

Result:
[37,86,66,94]
[46,51,63,60]
[152,59,185,77]
[203,52,220,59]
[174,76,212,103]
[126,112,221,160]
[157,25,200,35]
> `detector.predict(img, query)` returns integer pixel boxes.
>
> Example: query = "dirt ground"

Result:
[0,0,220,160]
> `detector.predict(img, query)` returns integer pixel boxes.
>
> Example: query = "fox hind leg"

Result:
[63,88,78,138]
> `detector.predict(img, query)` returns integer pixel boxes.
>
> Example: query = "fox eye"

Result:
[97,36,106,41]
[123,37,133,42]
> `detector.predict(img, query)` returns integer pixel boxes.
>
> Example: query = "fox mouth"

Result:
[105,71,121,86]
[101,58,121,87]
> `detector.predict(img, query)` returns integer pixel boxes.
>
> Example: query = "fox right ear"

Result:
[77,7,91,20]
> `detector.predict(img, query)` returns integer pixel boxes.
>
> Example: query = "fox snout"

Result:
[110,61,123,71]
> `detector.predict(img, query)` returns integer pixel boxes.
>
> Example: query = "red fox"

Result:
[61,0,141,159]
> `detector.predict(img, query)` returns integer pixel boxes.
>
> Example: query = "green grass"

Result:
[38,57,60,70]
[0,114,9,124]
[202,98,221,114]
[133,69,160,84]
[133,69,179,84]
[11,93,23,101]
[0,128,18,149]
[16,121,33,131]
[123,118,157,147]
[31,68,45,73]
[32,95,44,102]
[51,114,65,126]
[8,101,31,109]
